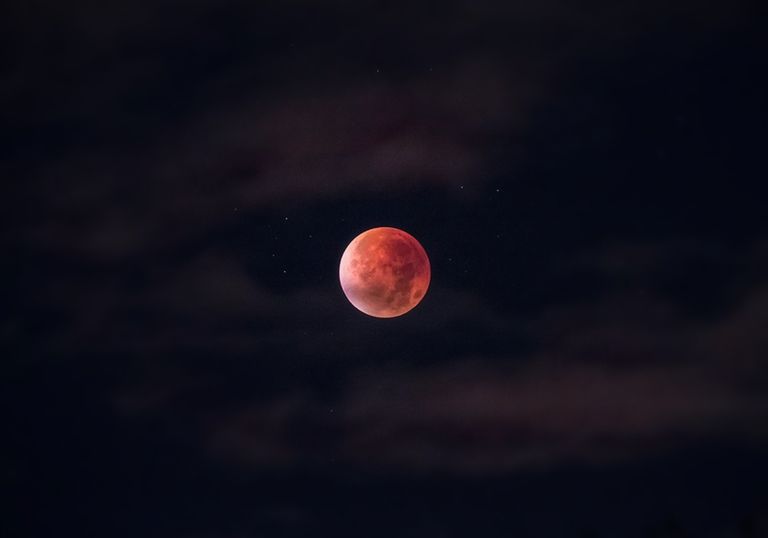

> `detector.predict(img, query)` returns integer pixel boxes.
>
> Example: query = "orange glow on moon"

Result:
[339,227,431,318]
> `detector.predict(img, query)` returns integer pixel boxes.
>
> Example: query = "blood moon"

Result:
[339,227,430,318]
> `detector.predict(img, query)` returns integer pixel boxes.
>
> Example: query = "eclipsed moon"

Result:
[339,227,431,318]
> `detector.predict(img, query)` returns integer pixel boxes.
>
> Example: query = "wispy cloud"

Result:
[108,239,768,474]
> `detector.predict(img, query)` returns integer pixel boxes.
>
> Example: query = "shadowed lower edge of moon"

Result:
[342,279,427,318]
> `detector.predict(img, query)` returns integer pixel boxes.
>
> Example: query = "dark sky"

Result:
[3,1,768,537]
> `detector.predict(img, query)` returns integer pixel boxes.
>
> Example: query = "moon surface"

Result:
[339,227,431,318]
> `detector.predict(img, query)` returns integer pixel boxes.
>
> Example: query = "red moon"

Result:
[339,227,431,318]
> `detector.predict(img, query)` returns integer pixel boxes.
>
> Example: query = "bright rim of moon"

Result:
[339,227,431,318]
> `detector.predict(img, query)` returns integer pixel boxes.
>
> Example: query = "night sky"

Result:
[4,1,768,537]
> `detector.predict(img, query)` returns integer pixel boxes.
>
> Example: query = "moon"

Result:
[339,227,431,318]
